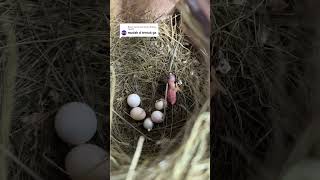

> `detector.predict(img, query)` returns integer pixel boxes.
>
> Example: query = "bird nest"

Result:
[0,1,108,179]
[110,16,210,179]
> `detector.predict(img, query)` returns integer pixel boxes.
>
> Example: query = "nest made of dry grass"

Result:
[110,15,210,179]
[0,1,108,180]
[212,0,318,180]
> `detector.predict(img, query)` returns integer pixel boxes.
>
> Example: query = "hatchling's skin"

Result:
[167,73,180,105]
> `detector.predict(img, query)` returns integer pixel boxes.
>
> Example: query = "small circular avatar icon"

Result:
[121,30,127,36]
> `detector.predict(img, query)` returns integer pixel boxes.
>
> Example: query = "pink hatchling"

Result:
[167,73,180,105]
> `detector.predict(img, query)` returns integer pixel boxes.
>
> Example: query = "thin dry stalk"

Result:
[1,22,18,180]
[126,136,145,180]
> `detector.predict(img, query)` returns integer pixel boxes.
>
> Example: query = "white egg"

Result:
[55,102,97,145]
[65,144,108,180]
[151,111,164,123]
[155,99,166,110]
[130,107,146,121]
[143,118,154,131]
[127,94,141,107]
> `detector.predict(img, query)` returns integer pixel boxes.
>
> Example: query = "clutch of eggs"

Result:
[55,102,97,145]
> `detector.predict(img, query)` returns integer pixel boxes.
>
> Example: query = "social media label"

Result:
[120,23,159,38]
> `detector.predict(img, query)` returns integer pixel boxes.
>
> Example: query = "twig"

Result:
[110,65,116,128]
[0,22,18,180]
[42,153,68,175]
[126,136,145,180]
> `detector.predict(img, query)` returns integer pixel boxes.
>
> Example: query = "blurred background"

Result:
[212,0,320,180]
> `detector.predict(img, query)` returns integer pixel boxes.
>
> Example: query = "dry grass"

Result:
[212,0,320,180]
[0,1,108,179]
[110,14,210,179]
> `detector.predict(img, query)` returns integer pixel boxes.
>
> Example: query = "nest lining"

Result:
[110,16,210,176]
